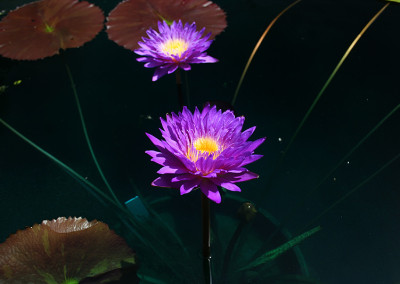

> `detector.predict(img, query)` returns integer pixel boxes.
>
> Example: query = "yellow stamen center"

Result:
[194,137,218,153]
[187,137,220,163]
[161,38,188,58]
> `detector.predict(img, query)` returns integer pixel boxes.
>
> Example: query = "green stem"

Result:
[201,194,212,284]
[264,2,390,191]
[231,0,302,106]
[175,69,184,108]
[184,71,191,108]
[64,63,123,209]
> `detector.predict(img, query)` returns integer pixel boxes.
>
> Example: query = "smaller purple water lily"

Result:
[145,105,265,203]
[134,20,218,81]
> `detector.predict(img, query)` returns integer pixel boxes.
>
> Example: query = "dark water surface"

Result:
[0,0,399,283]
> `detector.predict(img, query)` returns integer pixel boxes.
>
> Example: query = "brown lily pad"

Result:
[0,217,136,283]
[106,0,227,50]
[0,0,105,60]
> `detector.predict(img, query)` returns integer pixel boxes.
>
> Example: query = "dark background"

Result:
[0,0,399,283]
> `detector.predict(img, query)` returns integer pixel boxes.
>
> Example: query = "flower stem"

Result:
[201,193,212,284]
[176,69,184,108]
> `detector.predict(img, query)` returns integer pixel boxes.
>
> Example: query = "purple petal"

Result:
[151,176,174,188]
[190,55,218,63]
[146,133,165,151]
[146,103,265,203]
[134,20,218,81]
[153,66,174,81]
[167,65,179,74]
[220,182,241,192]
[146,150,160,159]
[144,61,164,68]
[200,180,221,203]
[180,63,191,71]
[157,166,186,174]
[240,154,263,166]
[227,171,259,182]
[180,179,200,195]
[246,137,266,153]
[241,126,256,141]
[211,176,242,191]
[171,173,195,182]
[150,156,167,166]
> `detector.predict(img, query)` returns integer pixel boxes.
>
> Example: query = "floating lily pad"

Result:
[0,217,136,283]
[0,0,105,60]
[106,0,227,50]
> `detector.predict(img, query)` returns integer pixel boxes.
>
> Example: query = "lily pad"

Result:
[106,0,227,50]
[0,217,136,283]
[0,0,105,60]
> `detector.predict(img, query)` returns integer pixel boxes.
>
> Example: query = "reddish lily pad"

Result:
[0,217,136,283]
[106,0,227,50]
[0,0,105,60]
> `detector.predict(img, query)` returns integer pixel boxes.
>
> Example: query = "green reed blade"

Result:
[302,151,400,231]
[64,62,123,209]
[239,226,321,271]
[0,117,186,280]
[231,0,302,106]
[250,103,399,262]
[0,117,118,208]
[265,2,391,191]
[281,102,400,231]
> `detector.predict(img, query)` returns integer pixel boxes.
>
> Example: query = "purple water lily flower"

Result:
[145,105,265,203]
[134,20,218,81]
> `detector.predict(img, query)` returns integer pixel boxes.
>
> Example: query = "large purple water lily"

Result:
[146,105,265,203]
[134,20,218,81]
